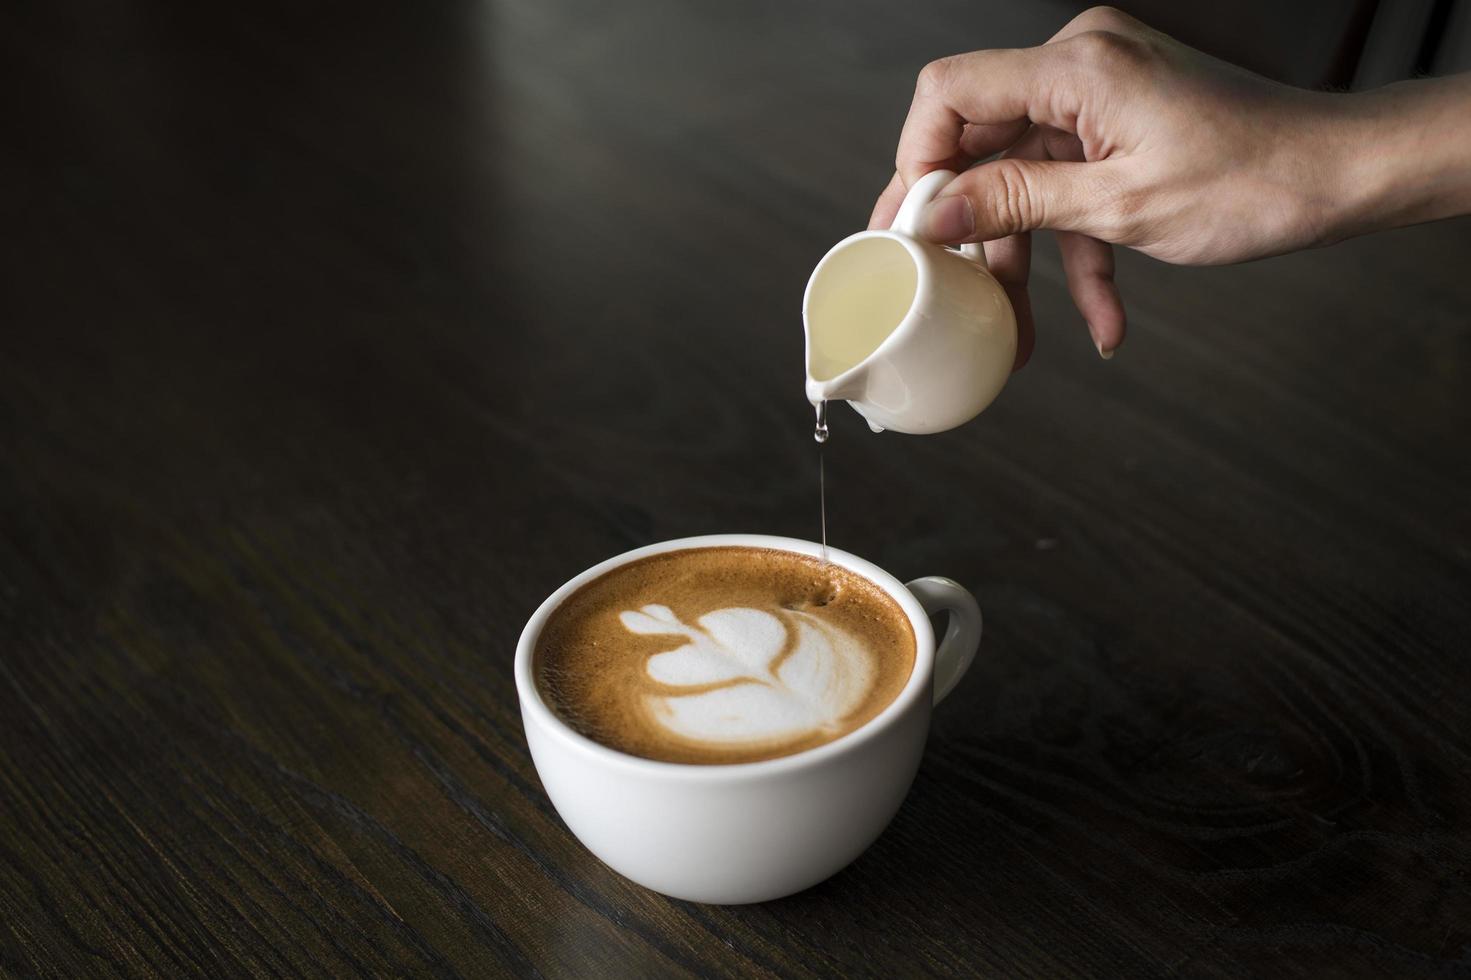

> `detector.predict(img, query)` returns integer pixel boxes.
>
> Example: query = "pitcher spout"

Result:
[805,368,867,407]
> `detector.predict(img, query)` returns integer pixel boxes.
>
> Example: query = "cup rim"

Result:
[802,230,929,389]
[514,533,935,781]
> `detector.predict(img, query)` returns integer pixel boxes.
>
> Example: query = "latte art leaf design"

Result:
[619,603,874,745]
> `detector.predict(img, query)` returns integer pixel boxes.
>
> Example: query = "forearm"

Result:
[1332,73,1471,241]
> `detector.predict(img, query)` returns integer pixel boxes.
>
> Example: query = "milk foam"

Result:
[620,603,874,745]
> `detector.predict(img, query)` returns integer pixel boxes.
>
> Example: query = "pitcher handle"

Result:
[889,170,988,270]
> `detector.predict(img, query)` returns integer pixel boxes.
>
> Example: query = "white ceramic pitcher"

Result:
[803,170,1018,435]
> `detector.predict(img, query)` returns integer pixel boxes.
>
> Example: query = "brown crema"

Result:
[533,546,917,764]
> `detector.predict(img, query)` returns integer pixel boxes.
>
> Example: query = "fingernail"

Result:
[919,195,974,242]
[1097,342,1115,360]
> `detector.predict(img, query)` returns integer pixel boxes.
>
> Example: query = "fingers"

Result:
[983,233,1035,371]
[1057,232,1126,357]
[896,49,1045,182]
[871,119,1033,229]
[958,119,1032,161]
[894,36,1121,183]
[984,122,1123,363]
[982,123,1050,371]
[1030,120,1126,358]
[869,171,905,230]
[914,156,1127,243]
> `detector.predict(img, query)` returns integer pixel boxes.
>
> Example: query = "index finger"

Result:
[871,118,1032,229]
[895,43,1088,183]
[869,171,906,230]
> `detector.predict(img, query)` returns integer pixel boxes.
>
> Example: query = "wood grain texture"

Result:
[2,0,1470,976]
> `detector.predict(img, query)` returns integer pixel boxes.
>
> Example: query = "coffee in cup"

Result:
[533,545,916,765]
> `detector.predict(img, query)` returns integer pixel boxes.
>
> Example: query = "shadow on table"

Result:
[745,578,1469,971]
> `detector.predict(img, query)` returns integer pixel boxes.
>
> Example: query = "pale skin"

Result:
[870,6,1471,367]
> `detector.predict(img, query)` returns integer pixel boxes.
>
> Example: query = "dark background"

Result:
[3,1,1470,976]
[1121,0,1471,88]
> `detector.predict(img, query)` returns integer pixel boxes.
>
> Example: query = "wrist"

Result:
[1322,75,1471,242]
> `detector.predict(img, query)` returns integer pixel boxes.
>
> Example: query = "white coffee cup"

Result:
[804,169,1018,435]
[514,533,982,904]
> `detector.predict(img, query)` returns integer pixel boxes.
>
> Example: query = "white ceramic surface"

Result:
[804,169,1018,434]
[514,534,982,904]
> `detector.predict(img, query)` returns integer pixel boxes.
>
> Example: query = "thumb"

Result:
[915,158,1126,244]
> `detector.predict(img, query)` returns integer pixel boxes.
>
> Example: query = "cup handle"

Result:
[889,170,989,270]
[905,576,983,705]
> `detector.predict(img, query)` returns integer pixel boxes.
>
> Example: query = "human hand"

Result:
[870,6,1471,366]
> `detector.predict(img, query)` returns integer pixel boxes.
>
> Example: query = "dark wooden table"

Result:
[4,1,1471,976]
